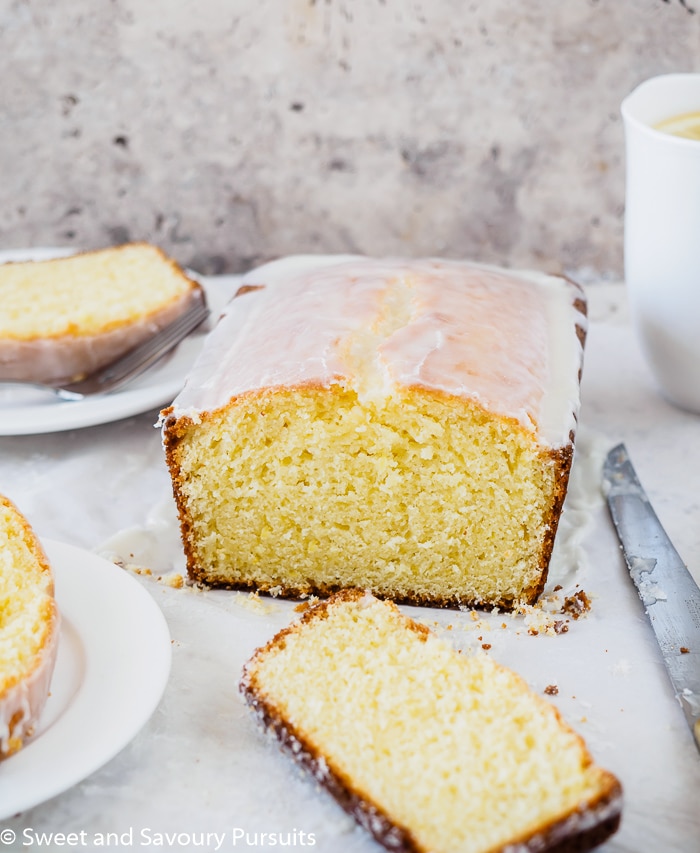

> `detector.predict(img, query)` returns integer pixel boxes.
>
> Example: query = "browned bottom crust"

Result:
[194,575,532,611]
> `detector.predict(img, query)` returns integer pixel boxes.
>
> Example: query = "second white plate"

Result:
[0,539,172,820]
[0,248,240,435]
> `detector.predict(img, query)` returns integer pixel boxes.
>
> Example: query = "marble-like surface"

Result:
[2,1,700,278]
[0,280,699,852]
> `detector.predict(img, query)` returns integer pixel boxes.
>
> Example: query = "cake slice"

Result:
[0,242,205,383]
[0,494,59,759]
[162,255,586,609]
[240,590,622,853]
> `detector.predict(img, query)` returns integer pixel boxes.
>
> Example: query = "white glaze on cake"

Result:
[0,615,59,757]
[0,493,60,759]
[169,256,586,448]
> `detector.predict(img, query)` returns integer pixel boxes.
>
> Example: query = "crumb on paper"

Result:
[158,573,184,589]
[544,684,559,695]
[681,646,690,654]
[515,603,571,636]
[237,591,276,614]
[561,589,592,619]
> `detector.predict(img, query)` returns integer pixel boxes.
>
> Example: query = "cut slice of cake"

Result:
[240,590,622,853]
[162,255,586,609]
[0,242,205,384]
[0,494,60,759]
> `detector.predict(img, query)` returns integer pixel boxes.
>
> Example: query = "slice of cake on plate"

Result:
[0,493,59,758]
[0,242,205,384]
[241,590,622,853]
[161,255,586,609]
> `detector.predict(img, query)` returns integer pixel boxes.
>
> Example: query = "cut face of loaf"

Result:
[162,256,587,609]
[0,242,204,383]
[0,494,59,759]
[240,591,622,853]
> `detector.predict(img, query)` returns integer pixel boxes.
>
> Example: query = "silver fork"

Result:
[0,293,209,402]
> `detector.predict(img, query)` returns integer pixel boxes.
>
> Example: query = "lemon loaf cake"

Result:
[0,242,205,383]
[162,255,587,609]
[0,494,59,759]
[240,591,622,853]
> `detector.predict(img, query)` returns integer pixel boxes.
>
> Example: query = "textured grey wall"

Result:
[1,0,699,278]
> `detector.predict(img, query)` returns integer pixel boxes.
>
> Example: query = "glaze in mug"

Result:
[621,73,700,413]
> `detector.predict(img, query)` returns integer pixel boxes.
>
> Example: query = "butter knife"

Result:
[603,443,700,752]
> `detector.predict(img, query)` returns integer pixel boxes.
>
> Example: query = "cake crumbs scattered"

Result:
[562,589,592,619]
[413,590,587,643]
[237,591,277,614]
[515,603,572,636]
[681,647,690,654]
[544,684,559,695]
[158,573,184,589]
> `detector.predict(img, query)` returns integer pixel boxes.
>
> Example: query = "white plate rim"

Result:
[0,248,238,435]
[0,539,172,819]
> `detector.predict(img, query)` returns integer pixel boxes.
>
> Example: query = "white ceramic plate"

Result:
[0,539,171,820]
[0,248,239,435]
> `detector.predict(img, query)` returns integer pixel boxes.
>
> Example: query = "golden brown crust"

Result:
[160,415,207,583]
[525,444,575,603]
[0,494,60,759]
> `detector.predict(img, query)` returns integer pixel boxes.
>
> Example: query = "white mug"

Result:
[621,73,700,413]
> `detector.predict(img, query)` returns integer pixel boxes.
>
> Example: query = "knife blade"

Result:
[603,443,700,753]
